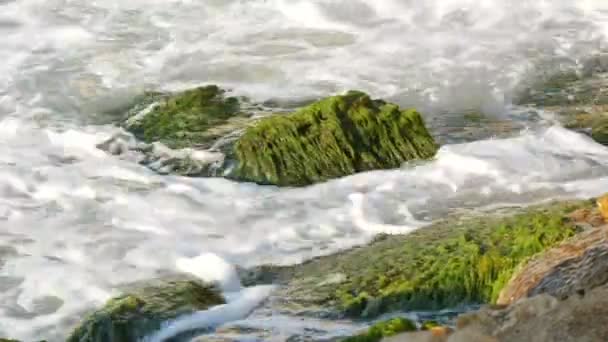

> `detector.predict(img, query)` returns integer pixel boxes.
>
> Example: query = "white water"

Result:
[1,0,608,341]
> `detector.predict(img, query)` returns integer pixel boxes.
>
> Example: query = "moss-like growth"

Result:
[127,85,243,149]
[591,116,608,145]
[116,88,437,185]
[260,200,592,318]
[342,318,417,342]
[230,91,438,186]
[420,320,441,330]
[67,277,224,342]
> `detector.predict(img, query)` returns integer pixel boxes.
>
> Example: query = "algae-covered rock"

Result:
[515,65,608,145]
[342,318,417,342]
[420,321,441,331]
[229,90,438,186]
[246,200,593,318]
[67,276,225,342]
[109,87,438,186]
[497,218,608,305]
[590,116,608,145]
[126,85,245,149]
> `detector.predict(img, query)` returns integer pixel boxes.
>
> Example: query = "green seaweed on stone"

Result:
[67,277,225,342]
[268,200,592,318]
[420,320,441,330]
[230,90,438,186]
[342,318,417,342]
[127,85,243,149]
[591,116,608,145]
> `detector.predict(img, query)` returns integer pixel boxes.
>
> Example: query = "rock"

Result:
[245,200,592,318]
[515,66,608,145]
[228,90,438,186]
[382,330,451,342]
[596,193,608,221]
[66,276,225,342]
[106,87,438,186]
[457,294,559,335]
[97,132,228,177]
[497,224,608,305]
[565,208,604,228]
[453,284,608,341]
[125,85,245,150]
[343,318,417,342]
[590,116,608,145]
[420,321,441,331]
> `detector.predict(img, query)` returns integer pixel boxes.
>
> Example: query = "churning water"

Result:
[2,0,608,340]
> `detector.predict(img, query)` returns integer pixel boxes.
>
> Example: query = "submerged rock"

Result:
[103,87,438,186]
[66,276,225,342]
[244,200,593,318]
[515,64,608,145]
[125,85,245,150]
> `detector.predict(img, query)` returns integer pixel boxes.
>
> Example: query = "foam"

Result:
[142,285,275,342]
[176,253,242,293]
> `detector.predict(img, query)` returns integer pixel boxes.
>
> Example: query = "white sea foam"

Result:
[142,285,275,342]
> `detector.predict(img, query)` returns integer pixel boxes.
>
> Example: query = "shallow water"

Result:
[2,0,608,340]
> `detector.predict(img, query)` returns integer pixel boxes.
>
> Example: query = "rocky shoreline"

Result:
[28,196,604,342]
[5,68,608,342]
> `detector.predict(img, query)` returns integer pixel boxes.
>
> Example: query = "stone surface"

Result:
[515,66,608,145]
[66,275,225,342]
[104,88,439,186]
[343,318,417,342]
[242,200,592,318]
[455,284,608,342]
[497,224,608,305]
[228,90,438,186]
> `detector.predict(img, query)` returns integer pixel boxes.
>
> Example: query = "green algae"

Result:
[230,90,438,186]
[420,320,441,330]
[591,116,608,145]
[342,318,417,342]
[67,277,224,342]
[127,85,243,149]
[259,200,593,318]
[118,88,438,185]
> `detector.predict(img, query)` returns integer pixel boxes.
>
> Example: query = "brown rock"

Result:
[382,329,452,342]
[497,225,608,305]
[596,194,608,221]
[451,284,608,341]
[429,327,453,338]
[566,208,604,228]
[457,294,559,336]
[447,328,498,342]
[497,284,608,341]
